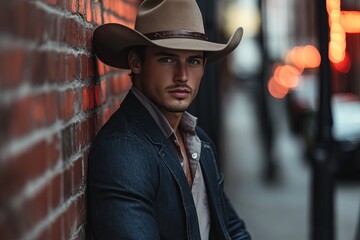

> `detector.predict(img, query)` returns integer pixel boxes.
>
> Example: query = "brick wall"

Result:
[0,0,140,239]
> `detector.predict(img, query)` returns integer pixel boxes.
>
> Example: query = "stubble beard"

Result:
[157,101,189,113]
[142,84,194,113]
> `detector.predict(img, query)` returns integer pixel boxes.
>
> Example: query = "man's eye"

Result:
[159,57,173,63]
[188,59,201,65]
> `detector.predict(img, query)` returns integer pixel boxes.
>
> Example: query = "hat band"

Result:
[144,30,209,41]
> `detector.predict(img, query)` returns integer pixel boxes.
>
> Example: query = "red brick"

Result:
[96,59,105,76]
[86,0,92,22]
[78,54,87,80]
[37,227,51,240]
[29,4,46,42]
[46,51,60,82]
[44,0,58,5]
[83,149,90,178]
[66,19,84,49]
[110,14,122,24]
[78,0,85,16]
[104,64,115,73]
[104,106,112,124]
[87,55,95,79]
[120,72,132,92]
[95,84,101,106]
[0,104,9,145]
[0,47,25,88]
[50,173,63,210]
[31,94,47,128]
[95,111,104,133]
[61,124,76,161]
[63,200,76,239]
[68,0,78,13]
[29,51,47,85]
[0,2,11,33]
[94,3,103,25]
[102,0,111,10]
[100,79,107,104]
[45,13,58,41]
[14,1,31,38]
[74,227,85,240]
[78,120,88,148]
[63,167,73,200]
[85,28,93,50]
[20,184,50,231]
[44,91,58,125]
[0,206,25,239]
[44,51,67,83]
[82,84,95,112]
[115,1,125,18]
[59,0,68,9]
[58,15,68,42]
[47,134,61,168]
[75,193,86,226]
[58,90,75,120]
[0,135,60,202]
[73,157,83,193]
[8,96,33,138]
[50,213,63,240]
[67,54,77,81]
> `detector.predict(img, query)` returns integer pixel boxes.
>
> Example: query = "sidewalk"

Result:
[220,80,360,240]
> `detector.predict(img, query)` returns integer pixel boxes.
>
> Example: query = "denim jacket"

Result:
[87,91,251,240]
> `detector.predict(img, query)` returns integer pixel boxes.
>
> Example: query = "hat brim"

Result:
[93,23,243,69]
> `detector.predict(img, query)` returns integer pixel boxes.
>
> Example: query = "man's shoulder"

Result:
[91,97,162,149]
[91,107,133,144]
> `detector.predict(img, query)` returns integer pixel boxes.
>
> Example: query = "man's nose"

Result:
[175,62,188,82]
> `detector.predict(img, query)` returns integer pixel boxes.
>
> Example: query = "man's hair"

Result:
[128,45,148,81]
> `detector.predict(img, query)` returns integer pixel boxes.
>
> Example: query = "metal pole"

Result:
[311,0,335,239]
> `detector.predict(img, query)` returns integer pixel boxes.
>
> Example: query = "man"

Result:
[87,0,250,239]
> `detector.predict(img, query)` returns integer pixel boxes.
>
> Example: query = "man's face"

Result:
[131,46,206,115]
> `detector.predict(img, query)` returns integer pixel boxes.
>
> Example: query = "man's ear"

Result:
[128,51,142,74]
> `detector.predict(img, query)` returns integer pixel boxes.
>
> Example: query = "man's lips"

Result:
[168,87,191,99]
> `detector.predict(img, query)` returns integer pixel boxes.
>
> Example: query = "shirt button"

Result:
[192,153,198,159]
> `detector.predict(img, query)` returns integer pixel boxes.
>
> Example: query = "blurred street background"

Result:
[212,0,360,239]
[220,79,360,240]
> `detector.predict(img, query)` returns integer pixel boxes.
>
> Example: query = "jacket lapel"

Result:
[200,142,231,240]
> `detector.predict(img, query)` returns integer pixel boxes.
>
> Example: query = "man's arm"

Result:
[87,136,160,239]
[223,193,251,240]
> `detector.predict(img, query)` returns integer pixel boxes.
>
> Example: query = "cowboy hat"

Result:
[93,0,243,69]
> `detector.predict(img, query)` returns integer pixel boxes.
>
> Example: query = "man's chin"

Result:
[166,105,188,113]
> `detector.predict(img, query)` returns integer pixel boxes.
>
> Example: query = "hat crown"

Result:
[135,0,205,34]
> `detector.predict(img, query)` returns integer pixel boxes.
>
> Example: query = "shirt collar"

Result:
[131,87,198,139]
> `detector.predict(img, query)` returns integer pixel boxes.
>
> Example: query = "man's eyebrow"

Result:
[154,51,177,57]
[154,52,204,59]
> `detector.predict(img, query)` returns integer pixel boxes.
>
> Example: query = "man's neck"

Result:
[161,111,183,133]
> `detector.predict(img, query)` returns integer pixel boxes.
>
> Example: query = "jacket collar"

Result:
[121,91,168,146]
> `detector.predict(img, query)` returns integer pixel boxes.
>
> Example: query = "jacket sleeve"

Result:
[87,136,161,240]
[223,193,251,240]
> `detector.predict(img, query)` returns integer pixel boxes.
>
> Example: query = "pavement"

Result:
[220,80,360,240]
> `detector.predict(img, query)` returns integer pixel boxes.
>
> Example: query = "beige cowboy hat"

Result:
[93,0,244,69]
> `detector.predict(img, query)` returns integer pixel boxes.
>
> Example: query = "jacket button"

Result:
[191,153,198,159]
